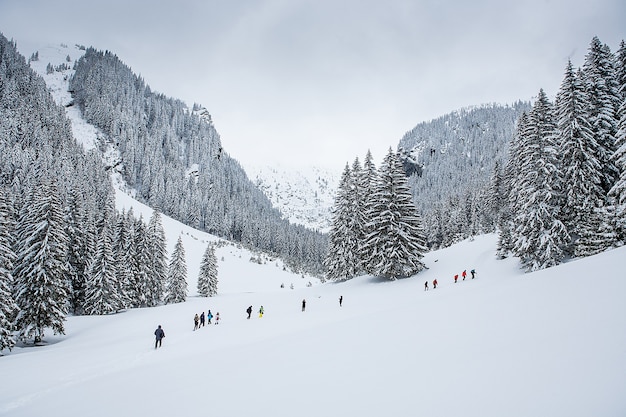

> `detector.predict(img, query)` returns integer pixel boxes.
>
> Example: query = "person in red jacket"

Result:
[454,274,458,283]
[462,270,467,280]
[433,279,438,289]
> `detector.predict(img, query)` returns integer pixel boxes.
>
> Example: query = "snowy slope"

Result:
[1,229,624,417]
[244,163,340,232]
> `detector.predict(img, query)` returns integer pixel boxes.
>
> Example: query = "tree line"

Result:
[0,35,218,351]
[494,37,626,271]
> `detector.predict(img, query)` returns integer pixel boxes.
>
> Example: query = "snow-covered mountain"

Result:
[243,163,340,233]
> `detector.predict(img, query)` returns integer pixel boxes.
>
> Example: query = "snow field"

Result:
[1,232,625,417]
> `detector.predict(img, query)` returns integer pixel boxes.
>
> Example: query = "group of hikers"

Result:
[193,310,219,330]
[425,269,476,291]
[153,295,345,348]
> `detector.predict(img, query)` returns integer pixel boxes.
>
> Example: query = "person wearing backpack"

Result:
[247,305,253,319]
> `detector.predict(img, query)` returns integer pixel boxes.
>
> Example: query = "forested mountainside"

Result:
[69,48,327,274]
[397,102,531,248]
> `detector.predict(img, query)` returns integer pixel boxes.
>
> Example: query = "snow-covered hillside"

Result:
[244,163,340,232]
[1,222,624,417]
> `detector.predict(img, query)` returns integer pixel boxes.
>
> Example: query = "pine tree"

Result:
[511,90,570,271]
[113,210,134,308]
[197,243,218,297]
[324,164,360,281]
[13,179,70,343]
[164,236,188,304]
[556,62,608,254]
[84,218,121,315]
[146,211,167,306]
[0,187,17,352]
[132,215,151,307]
[582,37,620,194]
[498,113,528,259]
[360,150,378,272]
[610,91,626,239]
[65,188,89,314]
[365,149,427,280]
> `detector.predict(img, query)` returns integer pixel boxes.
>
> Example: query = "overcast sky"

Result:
[0,0,624,168]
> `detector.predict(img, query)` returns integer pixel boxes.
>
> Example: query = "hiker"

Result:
[215,312,220,324]
[194,313,199,330]
[259,305,264,318]
[471,269,476,279]
[302,299,306,312]
[339,295,343,307]
[454,274,458,283]
[462,270,467,281]
[247,305,253,319]
[424,281,429,291]
[200,311,205,327]
[433,279,438,289]
[207,310,213,324]
[154,325,165,349]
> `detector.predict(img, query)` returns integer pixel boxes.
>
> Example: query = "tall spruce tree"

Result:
[610,85,626,239]
[511,90,569,271]
[498,113,529,259]
[555,61,602,243]
[582,37,620,194]
[364,149,427,280]
[84,218,121,315]
[324,164,360,281]
[132,215,151,307]
[0,187,17,352]
[13,178,70,343]
[146,211,167,306]
[164,236,188,304]
[197,243,218,297]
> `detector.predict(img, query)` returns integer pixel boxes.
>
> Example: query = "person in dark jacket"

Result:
[154,325,165,349]
[302,299,306,312]
[200,311,206,327]
[339,295,343,307]
[247,305,253,319]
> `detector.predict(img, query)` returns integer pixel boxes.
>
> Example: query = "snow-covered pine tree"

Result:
[324,163,360,281]
[360,150,378,272]
[0,187,17,352]
[582,37,620,194]
[164,236,188,304]
[65,188,89,314]
[13,178,70,343]
[497,113,529,259]
[112,210,134,308]
[132,215,151,307]
[197,243,218,297]
[609,40,626,242]
[146,211,167,306]
[555,61,602,242]
[350,157,368,275]
[610,85,626,240]
[511,90,570,271]
[84,216,122,315]
[364,148,427,280]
